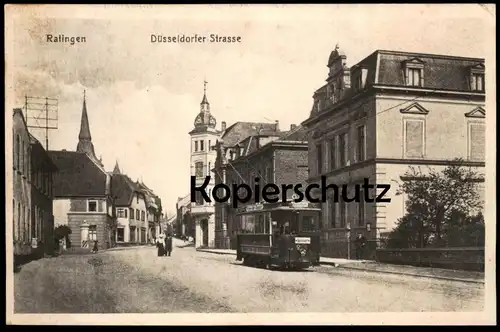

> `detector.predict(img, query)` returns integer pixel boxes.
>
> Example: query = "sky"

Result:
[5,4,494,217]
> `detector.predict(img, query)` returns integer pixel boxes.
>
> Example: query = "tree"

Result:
[388,159,484,248]
[54,225,72,248]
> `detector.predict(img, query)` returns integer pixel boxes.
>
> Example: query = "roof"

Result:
[278,124,308,142]
[48,150,108,197]
[29,133,58,172]
[360,50,485,91]
[220,121,280,147]
[111,174,138,206]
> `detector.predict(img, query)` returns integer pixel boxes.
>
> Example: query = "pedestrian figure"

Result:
[354,233,367,260]
[165,233,173,256]
[156,234,166,257]
[92,240,99,254]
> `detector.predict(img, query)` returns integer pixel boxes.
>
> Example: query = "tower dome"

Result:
[193,80,217,129]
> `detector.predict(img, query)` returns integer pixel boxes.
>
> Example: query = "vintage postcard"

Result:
[5,4,496,326]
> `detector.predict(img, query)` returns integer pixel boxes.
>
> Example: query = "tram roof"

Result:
[235,205,321,215]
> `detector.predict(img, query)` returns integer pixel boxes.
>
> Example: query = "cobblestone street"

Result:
[14,241,484,313]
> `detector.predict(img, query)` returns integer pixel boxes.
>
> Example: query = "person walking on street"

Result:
[354,233,367,260]
[156,234,166,257]
[92,240,99,254]
[165,233,173,257]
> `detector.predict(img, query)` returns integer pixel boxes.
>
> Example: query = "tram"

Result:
[235,199,321,270]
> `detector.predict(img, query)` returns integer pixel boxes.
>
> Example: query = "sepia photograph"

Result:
[4,3,496,326]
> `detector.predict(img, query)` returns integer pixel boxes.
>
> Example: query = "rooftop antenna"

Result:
[24,95,59,150]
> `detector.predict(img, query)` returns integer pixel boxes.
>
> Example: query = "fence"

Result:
[375,247,484,271]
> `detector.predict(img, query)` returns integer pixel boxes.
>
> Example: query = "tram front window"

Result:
[301,216,319,232]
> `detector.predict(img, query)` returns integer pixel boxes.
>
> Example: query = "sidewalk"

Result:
[196,247,484,284]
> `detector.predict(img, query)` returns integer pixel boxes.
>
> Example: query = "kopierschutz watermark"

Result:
[191,176,391,208]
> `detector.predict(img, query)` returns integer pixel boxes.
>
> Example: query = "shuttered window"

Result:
[469,123,485,161]
[404,120,424,158]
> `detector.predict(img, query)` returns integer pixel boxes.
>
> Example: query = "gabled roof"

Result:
[48,150,108,197]
[220,121,280,147]
[111,174,139,206]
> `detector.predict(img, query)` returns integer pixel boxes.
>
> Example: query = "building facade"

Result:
[50,92,116,251]
[50,150,116,251]
[176,194,193,238]
[30,132,58,257]
[215,124,308,249]
[111,170,149,244]
[188,82,221,248]
[212,121,281,248]
[12,108,58,264]
[302,47,486,258]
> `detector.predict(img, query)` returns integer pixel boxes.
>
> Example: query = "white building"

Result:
[188,81,222,248]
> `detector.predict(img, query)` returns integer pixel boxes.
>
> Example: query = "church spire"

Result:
[113,160,121,175]
[78,90,91,140]
[76,90,99,163]
[200,79,209,110]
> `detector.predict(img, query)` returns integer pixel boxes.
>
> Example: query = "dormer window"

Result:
[403,58,424,87]
[470,64,485,92]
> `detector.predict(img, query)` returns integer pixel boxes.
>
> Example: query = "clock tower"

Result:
[189,80,221,248]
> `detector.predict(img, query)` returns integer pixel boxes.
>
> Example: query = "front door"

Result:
[201,219,209,247]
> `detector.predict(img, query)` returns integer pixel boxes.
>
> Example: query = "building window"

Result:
[21,140,24,174]
[129,208,134,219]
[338,133,347,167]
[330,197,336,228]
[117,208,127,218]
[194,141,198,152]
[136,209,140,220]
[356,125,366,162]
[25,206,29,241]
[195,161,204,178]
[31,207,35,238]
[16,134,20,170]
[27,148,30,181]
[141,211,145,221]
[89,225,97,241]
[355,75,362,90]
[87,200,98,212]
[130,226,136,242]
[407,68,423,87]
[117,228,124,242]
[469,123,485,161]
[339,200,347,228]
[329,138,336,171]
[404,119,425,158]
[316,143,323,175]
[358,190,365,226]
[266,166,273,183]
[471,73,485,91]
[21,204,25,241]
[136,194,139,204]
[200,140,205,151]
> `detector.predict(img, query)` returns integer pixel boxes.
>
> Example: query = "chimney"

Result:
[221,121,227,132]
[275,120,279,132]
[290,124,297,130]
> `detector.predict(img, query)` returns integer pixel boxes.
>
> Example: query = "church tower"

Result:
[76,90,103,167]
[189,80,221,249]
